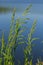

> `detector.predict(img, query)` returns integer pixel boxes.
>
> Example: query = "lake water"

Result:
[0,3,43,65]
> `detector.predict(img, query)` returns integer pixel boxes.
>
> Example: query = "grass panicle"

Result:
[24,20,39,65]
[22,4,32,16]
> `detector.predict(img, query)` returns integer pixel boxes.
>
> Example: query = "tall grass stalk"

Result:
[24,20,39,65]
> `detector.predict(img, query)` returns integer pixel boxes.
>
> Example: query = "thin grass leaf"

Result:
[31,38,39,43]
[18,41,27,45]
[1,32,5,52]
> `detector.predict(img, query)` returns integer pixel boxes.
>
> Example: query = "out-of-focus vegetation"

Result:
[0,7,13,13]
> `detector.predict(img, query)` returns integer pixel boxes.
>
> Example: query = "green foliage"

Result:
[24,20,39,65]
[0,58,2,65]
[0,4,42,65]
[0,5,30,65]
[0,8,17,65]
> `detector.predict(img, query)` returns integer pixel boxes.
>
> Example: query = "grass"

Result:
[0,4,32,65]
[24,19,39,65]
[0,4,43,65]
